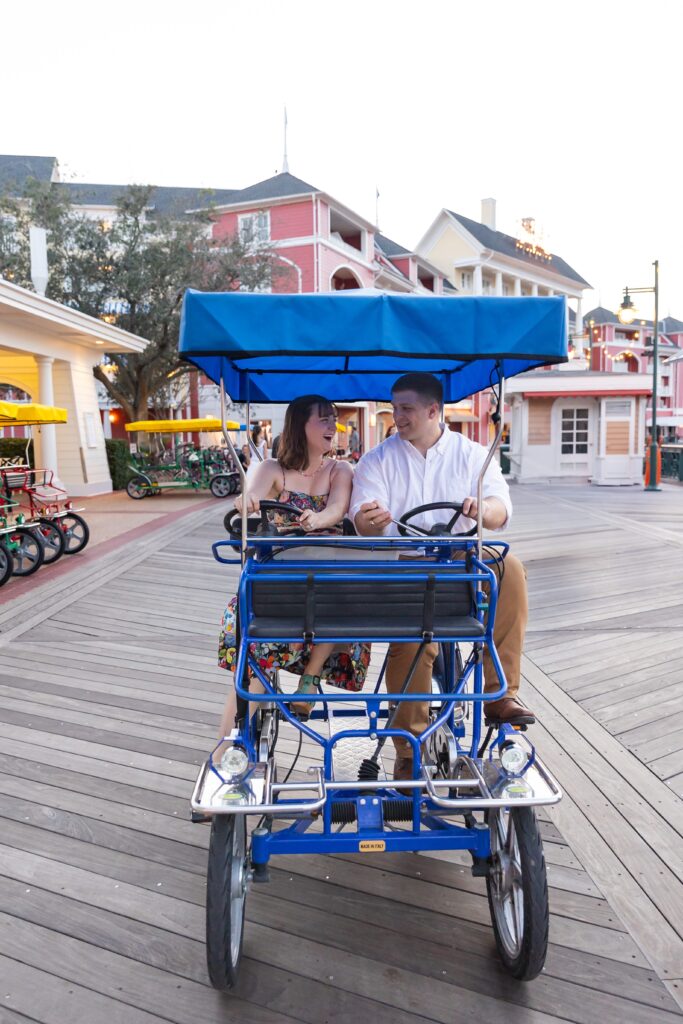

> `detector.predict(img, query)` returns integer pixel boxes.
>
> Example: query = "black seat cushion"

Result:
[247,573,484,639]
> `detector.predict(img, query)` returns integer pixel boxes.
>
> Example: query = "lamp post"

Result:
[617,260,659,491]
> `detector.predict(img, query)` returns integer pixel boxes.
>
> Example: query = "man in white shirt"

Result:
[349,372,532,786]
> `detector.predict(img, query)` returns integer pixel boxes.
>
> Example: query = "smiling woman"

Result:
[216,392,368,735]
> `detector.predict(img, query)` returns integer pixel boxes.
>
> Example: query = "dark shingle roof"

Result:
[0,154,57,191]
[214,171,319,206]
[584,307,683,340]
[62,182,238,215]
[584,306,617,325]
[375,233,411,258]
[447,210,590,287]
[442,278,458,292]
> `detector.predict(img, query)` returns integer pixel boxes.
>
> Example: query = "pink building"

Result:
[205,172,451,447]
[584,308,683,441]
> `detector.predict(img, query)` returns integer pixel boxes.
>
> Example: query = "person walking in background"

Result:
[251,423,267,461]
[349,422,360,455]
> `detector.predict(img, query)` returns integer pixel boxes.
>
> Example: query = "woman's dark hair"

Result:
[251,424,263,445]
[278,394,337,471]
[391,372,443,406]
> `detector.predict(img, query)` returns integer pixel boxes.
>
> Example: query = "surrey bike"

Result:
[180,289,566,991]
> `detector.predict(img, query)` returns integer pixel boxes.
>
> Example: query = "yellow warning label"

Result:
[359,840,386,852]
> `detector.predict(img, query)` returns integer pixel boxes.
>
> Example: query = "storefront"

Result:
[0,278,148,494]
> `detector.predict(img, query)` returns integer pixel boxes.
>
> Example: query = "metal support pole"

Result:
[219,377,249,566]
[646,260,660,491]
[476,372,506,562]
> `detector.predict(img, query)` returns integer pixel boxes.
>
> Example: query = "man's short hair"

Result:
[391,372,443,407]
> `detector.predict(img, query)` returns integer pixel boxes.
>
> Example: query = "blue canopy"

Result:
[179,290,567,403]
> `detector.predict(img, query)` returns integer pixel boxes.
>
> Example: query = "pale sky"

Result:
[3,0,682,318]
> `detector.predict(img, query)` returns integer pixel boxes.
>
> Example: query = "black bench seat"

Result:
[246,572,485,640]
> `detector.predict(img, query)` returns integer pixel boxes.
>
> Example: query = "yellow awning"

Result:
[125,417,241,433]
[0,401,68,427]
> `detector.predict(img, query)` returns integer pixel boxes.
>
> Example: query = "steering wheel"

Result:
[397,501,478,538]
[223,500,307,540]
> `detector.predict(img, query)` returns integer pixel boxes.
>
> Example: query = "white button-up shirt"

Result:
[349,428,512,535]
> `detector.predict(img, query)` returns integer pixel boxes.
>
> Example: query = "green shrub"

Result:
[105,438,134,490]
[0,438,33,466]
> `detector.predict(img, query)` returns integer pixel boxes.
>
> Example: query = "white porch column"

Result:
[513,277,522,297]
[575,297,583,338]
[531,282,539,297]
[473,264,483,295]
[547,288,555,297]
[495,271,503,296]
[35,356,59,476]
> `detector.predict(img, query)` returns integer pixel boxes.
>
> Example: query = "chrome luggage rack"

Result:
[190,737,562,817]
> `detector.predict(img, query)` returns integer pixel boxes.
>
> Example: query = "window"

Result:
[239,211,270,245]
[460,271,473,289]
[605,400,631,417]
[561,407,589,455]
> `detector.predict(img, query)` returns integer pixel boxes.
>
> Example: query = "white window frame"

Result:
[239,210,270,245]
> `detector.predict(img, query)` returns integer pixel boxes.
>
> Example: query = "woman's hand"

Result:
[234,493,260,514]
[298,509,324,532]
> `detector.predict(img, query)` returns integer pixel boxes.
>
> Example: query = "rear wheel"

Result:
[205,814,248,990]
[486,806,549,980]
[60,513,90,554]
[126,475,149,499]
[0,543,13,587]
[9,527,45,577]
[210,475,233,498]
[33,519,66,564]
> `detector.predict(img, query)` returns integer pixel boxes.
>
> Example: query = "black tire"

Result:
[205,814,248,991]
[32,519,66,565]
[126,475,149,499]
[9,527,45,577]
[486,806,549,980]
[210,475,233,499]
[60,513,90,555]
[0,543,13,588]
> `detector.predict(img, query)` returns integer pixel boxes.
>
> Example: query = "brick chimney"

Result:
[481,198,496,231]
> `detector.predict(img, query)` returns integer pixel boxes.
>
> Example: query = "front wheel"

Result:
[33,519,66,565]
[210,475,233,498]
[9,527,45,577]
[205,815,248,990]
[126,475,149,499]
[486,806,549,980]
[0,543,13,587]
[60,513,90,554]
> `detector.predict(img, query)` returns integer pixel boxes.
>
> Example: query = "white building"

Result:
[0,278,148,494]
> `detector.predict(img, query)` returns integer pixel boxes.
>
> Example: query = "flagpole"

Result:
[282,106,289,173]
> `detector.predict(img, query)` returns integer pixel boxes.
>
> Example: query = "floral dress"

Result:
[218,489,370,692]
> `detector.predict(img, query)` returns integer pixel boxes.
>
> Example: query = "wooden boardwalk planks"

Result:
[0,489,681,1022]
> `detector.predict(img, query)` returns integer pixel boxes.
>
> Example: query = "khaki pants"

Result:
[386,553,528,756]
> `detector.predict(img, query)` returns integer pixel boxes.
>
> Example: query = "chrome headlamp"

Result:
[499,740,528,775]
[218,745,250,783]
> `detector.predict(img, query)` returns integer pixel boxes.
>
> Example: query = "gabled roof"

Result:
[375,233,411,258]
[585,307,683,345]
[61,182,238,215]
[0,154,57,191]
[447,210,590,287]
[213,171,319,206]
[584,306,617,325]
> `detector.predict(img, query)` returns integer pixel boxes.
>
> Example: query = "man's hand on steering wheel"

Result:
[462,496,508,530]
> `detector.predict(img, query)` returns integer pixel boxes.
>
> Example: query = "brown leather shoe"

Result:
[393,755,413,796]
[484,696,535,726]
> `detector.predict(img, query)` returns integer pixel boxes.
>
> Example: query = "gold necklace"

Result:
[297,456,325,478]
